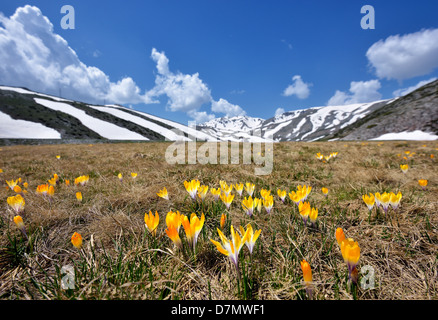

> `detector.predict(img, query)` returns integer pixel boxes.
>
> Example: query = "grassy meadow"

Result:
[0,140,437,300]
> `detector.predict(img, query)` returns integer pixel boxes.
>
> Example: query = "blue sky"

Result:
[1,1,438,125]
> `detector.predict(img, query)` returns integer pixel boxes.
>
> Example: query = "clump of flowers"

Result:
[374,191,402,215]
[289,185,312,206]
[316,152,338,162]
[220,182,233,197]
[48,174,59,186]
[36,184,47,195]
[260,188,271,200]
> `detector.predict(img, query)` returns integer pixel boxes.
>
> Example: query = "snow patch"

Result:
[0,110,61,139]
[34,98,148,140]
[370,130,438,141]
[89,106,189,141]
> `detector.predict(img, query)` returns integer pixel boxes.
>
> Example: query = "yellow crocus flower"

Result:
[220,192,234,210]
[242,196,255,216]
[182,212,205,251]
[144,211,160,237]
[210,188,221,201]
[298,201,310,225]
[362,193,375,211]
[71,232,83,249]
[245,183,255,197]
[418,179,428,190]
[263,195,274,214]
[210,225,250,270]
[157,187,169,200]
[277,189,287,202]
[7,194,25,213]
[197,185,209,201]
[184,179,200,200]
[239,224,261,255]
[166,210,183,232]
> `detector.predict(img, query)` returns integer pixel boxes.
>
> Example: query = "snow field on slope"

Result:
[0,110,61,139]
[370,130,438,141]
[89,106,190,141]
[108,105,216,141]
[34,98,148,140]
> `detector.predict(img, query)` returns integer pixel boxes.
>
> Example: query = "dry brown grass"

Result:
[0,140,437,300]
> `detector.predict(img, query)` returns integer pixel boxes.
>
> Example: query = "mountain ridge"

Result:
[1,80,437,143]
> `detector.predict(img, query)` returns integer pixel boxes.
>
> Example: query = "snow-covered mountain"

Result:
[196,116,268,142]
[197,100,392,142]
[200,116,264,132]
[0,85,216,142]
[197,79,438,141]
[259,100,393,141]
[1,79,437,143]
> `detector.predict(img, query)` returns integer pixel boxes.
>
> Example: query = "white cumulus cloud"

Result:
[366,28,438,81]
[282,75,311,99]
[187,110,216,123]
[211,98,246,117]
[0,5,247,122]
[327,80,382,106]
[392,77,437,97]
[149,49,247,121]
[0,5,155,105]
[275,108,285,116]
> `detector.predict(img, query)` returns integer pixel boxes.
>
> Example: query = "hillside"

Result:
[0,86,215,143]
[328,79,438,141]
[1,80,437,143]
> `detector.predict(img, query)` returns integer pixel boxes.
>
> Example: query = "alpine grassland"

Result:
[0,140,437,300]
